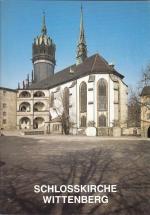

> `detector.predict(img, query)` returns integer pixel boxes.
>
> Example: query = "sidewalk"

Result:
[1,130,149,141]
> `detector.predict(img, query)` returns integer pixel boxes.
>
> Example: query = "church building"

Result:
[16,8,128,136]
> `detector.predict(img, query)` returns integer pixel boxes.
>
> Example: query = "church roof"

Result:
[29,53,124,90]
[141,86,150,96]
[0,87,17,92]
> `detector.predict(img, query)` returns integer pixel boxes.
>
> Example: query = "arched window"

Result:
[33,102,45,111]
[63,87,69,115]
[34,91,45,97]
[81,116,86,127]
[80,82,87,113]
[19,102,30,112]
[97,79,107,111]
[19,91,31,98]
[98,115,106,127]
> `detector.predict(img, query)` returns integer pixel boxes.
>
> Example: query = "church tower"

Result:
[76,5,87,65]
[32,13,56,83]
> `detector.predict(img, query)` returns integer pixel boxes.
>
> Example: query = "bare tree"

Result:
[52,88,71,135]
[127,86,141,127]
[127,63,150,127]
[139,64,150,88]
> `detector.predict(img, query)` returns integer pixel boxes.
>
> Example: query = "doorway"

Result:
[147,127,150,138]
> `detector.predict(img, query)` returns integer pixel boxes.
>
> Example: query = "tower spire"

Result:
[79,4,85,44]
[76,4,87,65]
[41,11,47,35]
[32,11,56,83]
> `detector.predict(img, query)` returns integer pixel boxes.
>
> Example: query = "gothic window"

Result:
[34,91,45,97]
[81,116,86,127]
[63,87,69,115]
[19,91,31,98]
[98,115,106,127]
[97,78,107,111]
[50,92,54,107]
[80,82,87,113]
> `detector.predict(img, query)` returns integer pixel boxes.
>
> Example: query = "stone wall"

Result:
[122,127,141,136]
[97,127,113,136]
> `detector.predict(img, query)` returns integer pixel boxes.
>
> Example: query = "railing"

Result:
[24,130,44,135]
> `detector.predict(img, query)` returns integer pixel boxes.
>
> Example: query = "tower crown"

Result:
[76,5,87,65]
[33,12,55,47]
[32,13,56,83]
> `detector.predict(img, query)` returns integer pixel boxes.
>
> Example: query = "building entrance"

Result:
[147,127,150,138]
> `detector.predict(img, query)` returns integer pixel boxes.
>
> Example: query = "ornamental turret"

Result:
[32,12,56,83]
[76,5,87,65]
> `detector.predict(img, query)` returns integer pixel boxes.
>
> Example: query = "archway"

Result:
[147,127,150,138]
[19,102,30,112]
[33,102,45,111]
[19,91,31,98]
[34,91,45,97]
[33,117,44,129]
[19,117,31,129]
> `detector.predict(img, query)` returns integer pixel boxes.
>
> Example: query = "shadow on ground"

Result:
[0,136,150,215]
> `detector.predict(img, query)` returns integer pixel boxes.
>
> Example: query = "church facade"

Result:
[16,9,128,136]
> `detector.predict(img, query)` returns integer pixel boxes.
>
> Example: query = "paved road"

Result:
[0,135,150,215]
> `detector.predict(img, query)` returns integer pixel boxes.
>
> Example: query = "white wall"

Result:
[119,80,128,127]
[17,73,128,131]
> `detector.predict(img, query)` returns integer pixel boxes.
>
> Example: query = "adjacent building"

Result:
[141,86,150,137]
[0,87,17,130]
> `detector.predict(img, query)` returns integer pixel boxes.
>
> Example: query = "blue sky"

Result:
[1,0,150,89]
